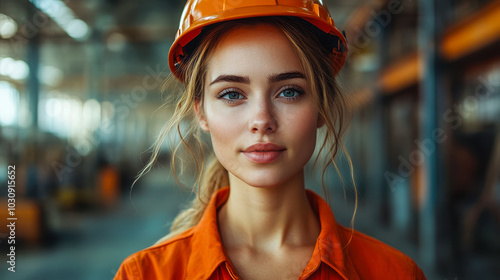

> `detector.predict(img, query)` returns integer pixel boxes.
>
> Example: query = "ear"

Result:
[194,100,210,132]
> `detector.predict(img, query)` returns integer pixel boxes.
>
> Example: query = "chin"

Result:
[231,170,301,189]
[243,180,284,188]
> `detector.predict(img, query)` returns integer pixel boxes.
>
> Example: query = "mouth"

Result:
[241,143,286,164]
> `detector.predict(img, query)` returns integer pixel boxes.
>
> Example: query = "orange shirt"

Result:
[115,188,426,279]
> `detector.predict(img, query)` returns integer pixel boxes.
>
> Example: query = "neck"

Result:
[218,170,320,252]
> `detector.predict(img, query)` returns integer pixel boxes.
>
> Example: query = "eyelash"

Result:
[216,85,306,104]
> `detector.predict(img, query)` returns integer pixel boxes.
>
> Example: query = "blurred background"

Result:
[0,0,499,279]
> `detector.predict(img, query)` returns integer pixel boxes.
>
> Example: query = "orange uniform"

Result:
[114,188,426,279]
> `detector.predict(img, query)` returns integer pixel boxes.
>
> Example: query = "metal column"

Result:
[418,0,438,270]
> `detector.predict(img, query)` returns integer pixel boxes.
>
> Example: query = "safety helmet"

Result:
[168,0,348,80]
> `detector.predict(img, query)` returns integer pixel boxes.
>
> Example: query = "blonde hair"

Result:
[135,17,357,244]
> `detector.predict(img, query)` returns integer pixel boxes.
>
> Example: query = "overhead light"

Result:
[0,14,18,39]
[0,81,19,126]
[67,19,89,39]
[29,0,89,40]
[0,57,29,80]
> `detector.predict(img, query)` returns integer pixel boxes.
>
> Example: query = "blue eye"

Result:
[281,89,298,98]
[223,92,242,100]
[217,89,245,103]
[278,87,304,100]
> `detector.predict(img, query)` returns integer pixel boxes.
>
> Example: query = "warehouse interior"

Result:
[0,0,499,279]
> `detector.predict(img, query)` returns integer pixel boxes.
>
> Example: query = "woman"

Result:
[115,1,427,279]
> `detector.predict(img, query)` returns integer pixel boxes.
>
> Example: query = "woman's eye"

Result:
[217,89,245,103]
[278,87,304,100]
[281,89,298,98]
[224,92,242,99]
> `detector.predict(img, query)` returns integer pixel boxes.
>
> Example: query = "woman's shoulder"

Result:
[114,228,196,280]
[337,224,411,260]
[336,224,427,279]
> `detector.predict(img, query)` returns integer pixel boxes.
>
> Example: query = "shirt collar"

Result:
[186,188,232,279]
[301,190,360,280]
[186,187,360,280]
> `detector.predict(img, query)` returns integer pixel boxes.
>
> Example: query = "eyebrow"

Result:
[209,71,305,86]
[268,71,305,83]
[210,75,250,85]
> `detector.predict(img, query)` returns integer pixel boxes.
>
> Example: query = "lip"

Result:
[241,143,286,164]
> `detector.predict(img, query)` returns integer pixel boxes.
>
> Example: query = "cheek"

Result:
[283,107,319,154]
[204,104,243,158]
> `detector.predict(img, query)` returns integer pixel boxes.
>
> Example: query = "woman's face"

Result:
[197,24,321,188]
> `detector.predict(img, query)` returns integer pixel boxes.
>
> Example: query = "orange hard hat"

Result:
[169,0,348,80]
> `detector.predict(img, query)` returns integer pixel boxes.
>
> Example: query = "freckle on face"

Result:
[201,24,319,188]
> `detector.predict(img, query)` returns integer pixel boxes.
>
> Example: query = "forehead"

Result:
[206,24,303,80]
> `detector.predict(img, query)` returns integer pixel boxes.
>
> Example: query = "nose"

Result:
[249,99,277,134]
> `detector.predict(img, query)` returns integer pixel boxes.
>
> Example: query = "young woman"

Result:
[115,1,426,279]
